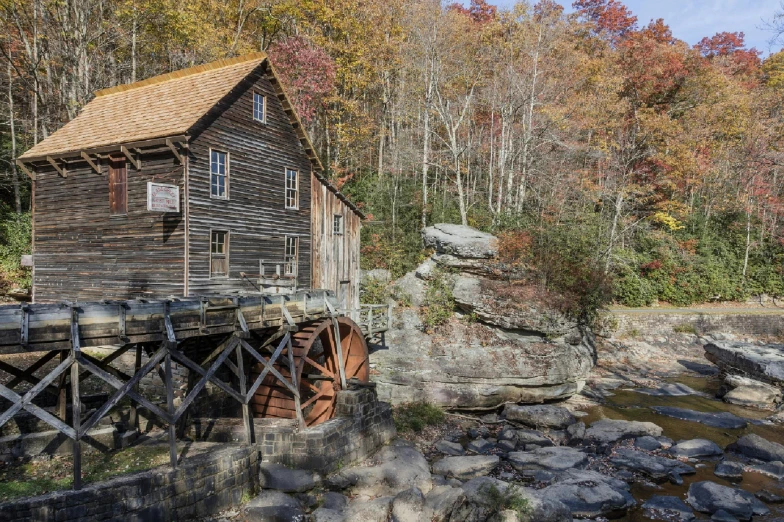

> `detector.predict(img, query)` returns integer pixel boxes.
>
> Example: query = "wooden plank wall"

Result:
[187,63,313,295]
[310,176,361,311]
[32,151,185,303]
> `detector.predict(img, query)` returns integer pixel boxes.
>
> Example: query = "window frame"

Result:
[333,214,344,235]
[108,156,128,216]
[253,92,267,123]
[284,235,298,277]
[284,167,299,210]
[209,149,229,200]
[209,229,230,279]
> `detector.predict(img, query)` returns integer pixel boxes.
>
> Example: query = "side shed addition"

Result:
[16,53,363,309]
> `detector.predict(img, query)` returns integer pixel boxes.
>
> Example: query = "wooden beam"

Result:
[15,160,36,181]
[166,139,183,164]
[80,151,101,174]
[120,146,140,170]
[46,156,66,178]
[19,135,188,163]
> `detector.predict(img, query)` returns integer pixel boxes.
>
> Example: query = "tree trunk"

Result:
[8,60,20,213]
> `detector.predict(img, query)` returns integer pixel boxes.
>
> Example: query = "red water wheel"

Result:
[250,317,370,426]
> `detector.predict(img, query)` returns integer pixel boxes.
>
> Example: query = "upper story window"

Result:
[333,215,344,235]
[210,150,228,199]
[285,168,298,209]
[210,230,229,277]
[109,157,127,215]
[253,92,266,123]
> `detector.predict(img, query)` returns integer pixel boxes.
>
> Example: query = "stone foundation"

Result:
[0,388,395,521]
[606,309,784,339]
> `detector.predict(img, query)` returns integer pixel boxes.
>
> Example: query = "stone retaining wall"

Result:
[607,310,784,339]
[0,388,395,521]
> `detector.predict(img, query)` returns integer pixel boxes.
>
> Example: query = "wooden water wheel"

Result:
[250,317,370,426]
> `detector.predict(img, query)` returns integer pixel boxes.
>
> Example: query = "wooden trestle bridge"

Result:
[0,290,390,490]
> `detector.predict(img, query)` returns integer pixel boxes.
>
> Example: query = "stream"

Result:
[582,374,784,521]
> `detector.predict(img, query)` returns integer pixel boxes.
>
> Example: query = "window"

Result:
[285,168,298,209]
[210,230,229,277]
[284,236,298,276]
[109,157,127,215]
[333,215,344,235]
[210,150,228,199]
[253,92,266,123]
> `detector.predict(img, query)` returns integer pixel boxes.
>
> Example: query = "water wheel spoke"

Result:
[303,379,323,395]
[301,385,334,410]
[302,356,335,379]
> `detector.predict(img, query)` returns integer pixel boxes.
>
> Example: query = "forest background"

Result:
[2,0,784,310]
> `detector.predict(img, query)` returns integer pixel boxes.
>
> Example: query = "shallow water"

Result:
[581,374,784,521]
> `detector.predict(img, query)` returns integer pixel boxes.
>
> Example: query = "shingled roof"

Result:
[18,53,364,216]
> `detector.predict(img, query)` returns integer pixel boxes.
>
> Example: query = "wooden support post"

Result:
[165,349,177,468]
[70,307,81,491]
[235,342,254,444]
[286,334,305,428]
[57,351,68,421]
[129,345,142,430]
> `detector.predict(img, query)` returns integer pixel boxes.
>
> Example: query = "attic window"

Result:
[333,215,344,235]
[210,150,228,199]
[253,93,266,123]
[285,168,298,209]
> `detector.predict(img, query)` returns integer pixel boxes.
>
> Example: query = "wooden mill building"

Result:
[16,53,362,308]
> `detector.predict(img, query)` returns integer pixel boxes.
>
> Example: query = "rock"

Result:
[372,308,594,408]
[432,455,500,480]
[424,486,468,522]
[338,441,432,497]
[468,426,491,439]
[322,492,349,511]
[539,471,636,519]
[362,268,392,284]
[460,477,571,522]
[635,435,663,451]
[669,439,724,458]
[566,422,585,445]
[391,487,427,522]
[312,508,345,522]
[711,509,740,522]
[642,495,696,521]
[422,224,498,259]
[466,438,494,454]
[669,471,684,485]
[497,439,517,453]
[508,447,588,473]
[686,481,769,521]
[729,433,784,462]
[585,419,663,443]
[498,427,517,441]
[258,462,318,493]
[609,448,695,481]
[392,272,427,307]
[704,342,784,387]
[722,375,782,410]
[244,490,305,521]
[714,461,744,481]
[503,404,576,429]
[651,406,748,429]
[515,429,553,447]
[435,440,465,456]
[344,496,393,522]
[414,259,436,280]
[756,489,784,503]
[747,461,784,479]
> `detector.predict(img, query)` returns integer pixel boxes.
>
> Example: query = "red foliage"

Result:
[497,230,533,265]
[640,259,662,273]
[640,18,675,45]
[534,0,564,22]
[695,31,761,75]
[448,0,497,24]
[267,36,336,125]
[572,0,638,44]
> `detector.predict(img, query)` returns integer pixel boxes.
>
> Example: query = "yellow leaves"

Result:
[652,211,685,231]
[762,50,784,91]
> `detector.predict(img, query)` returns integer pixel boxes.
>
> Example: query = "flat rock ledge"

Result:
[431,455,500,481]
[584,419,663,443]
[704,341,784,387]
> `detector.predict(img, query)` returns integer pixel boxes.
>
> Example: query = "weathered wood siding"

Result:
[32,151,185,303]
[311,176,361,311]
[186,63,313,295]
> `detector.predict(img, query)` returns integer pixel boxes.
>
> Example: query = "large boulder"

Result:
[422,224,498,259]
[503,404,576,429]
[584,419,663,443]
[460,477,572,522]
[686,481,769,521]
[721,375,782,410]
[728,434,784,463]
[539,470,636,518]
[668,439,723,459]
[336,441,432,497]
[508,447,589,473]
[609,448,695,481]
[373,310,594,408]
[642,495,695,521]
[704,342,784,387]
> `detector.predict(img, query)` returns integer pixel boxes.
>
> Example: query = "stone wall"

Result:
[606,310,784,340]
[0,388,395,521]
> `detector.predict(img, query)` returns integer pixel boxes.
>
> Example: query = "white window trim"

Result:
[209,148,230,200]
[253,92,267,123]
[209,228,230,279]
[333,214,344,235]
[285,167,299,210]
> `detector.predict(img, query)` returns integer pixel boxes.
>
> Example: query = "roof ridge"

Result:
[95,52,268,98]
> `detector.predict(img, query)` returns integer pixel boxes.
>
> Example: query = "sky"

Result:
[486,0,783,56]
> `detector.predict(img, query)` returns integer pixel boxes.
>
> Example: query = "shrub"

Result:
[393,402,445,433]
[420,269,454,329]
[482,483,530,517]
[360,276,389,304]
[0,209,32,290]
[673,323,697,334]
